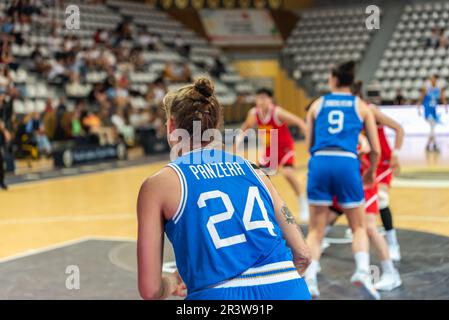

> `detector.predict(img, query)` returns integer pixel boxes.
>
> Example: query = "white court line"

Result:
[393,178,449,189]
[7,161,160,189]
[395,215,449,223]
[0,236,135,264]
[0,213,135,226]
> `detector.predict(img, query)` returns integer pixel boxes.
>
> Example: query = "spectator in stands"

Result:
[82,109,115,146]
[30,46,51,74]
[439,28,448,49]
[111,107,134,146]
[426,28,440,48]
[53,97,68,141]
[71,107,84,142]
[164,60,191,83]
[210,55,226,79]
[174,34,190,58]
[25,111,52,156]
[113,21,132,47]
[146,77,166,107]
[48,56,69,84]
[0,89,14,130]
[107,77,130,108]
[129,107,150,129]
[394,89,405,105]
[148,106,165,139]
[0,119,11,190]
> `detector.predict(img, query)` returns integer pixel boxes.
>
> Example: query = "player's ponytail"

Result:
[351,80,364,98]
[332,60,356,87]
[163,77,223,136]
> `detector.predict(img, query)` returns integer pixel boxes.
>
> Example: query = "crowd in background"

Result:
[0,0,230,164]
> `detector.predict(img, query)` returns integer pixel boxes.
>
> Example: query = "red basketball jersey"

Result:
[378,125,392,163]
[255,105,294,149]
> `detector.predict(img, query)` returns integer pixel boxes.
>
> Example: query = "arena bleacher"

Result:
[283,5,377,95]
[374,1,449,102]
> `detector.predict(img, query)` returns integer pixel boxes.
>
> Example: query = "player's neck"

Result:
[332,88,352,95]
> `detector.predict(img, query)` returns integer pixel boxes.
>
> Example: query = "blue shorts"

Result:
[186,278,311,300]
[424,106,440,123]
[307,151,364,208]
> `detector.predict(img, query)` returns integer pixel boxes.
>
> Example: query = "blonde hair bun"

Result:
[194,77,214,98]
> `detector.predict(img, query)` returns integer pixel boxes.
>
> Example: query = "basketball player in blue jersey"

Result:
[304,61,382,299]
[417,74,448,152]
[137,77,312,300]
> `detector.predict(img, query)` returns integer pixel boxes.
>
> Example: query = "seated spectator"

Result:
[94,28,109,45]
[146,77,166,107]
[111,108,134,146]
[30,46,52,74]
[394,89,405,105]
[48,56,69,84]
[440,28,448,49]
[71,108,84,141]
[164,61,191,83]
[83,109,115,146]
[174,34,190,58]
[210,55,226,79]
[25,111,52,156]
[426,28,440,48]
[129,107,150,129]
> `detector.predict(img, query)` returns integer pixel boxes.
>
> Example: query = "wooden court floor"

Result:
[1,137,449,260]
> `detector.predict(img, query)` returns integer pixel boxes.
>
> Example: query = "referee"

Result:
[0,119,10,190]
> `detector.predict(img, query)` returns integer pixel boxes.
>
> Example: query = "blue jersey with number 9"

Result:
[310,93,363,155]
[164,148,293,295]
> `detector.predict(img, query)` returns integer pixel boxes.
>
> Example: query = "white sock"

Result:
[299,195,308,210]
[385,229,398,247]
[354,251,370,273]
[324,225,332,237]
[381,260,396,275]
[305,260,320,279]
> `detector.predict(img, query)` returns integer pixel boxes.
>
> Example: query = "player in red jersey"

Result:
[372,108,404,261]
[325,134,402,295]
[236,88,309,222]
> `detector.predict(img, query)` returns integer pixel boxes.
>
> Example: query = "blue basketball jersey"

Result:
[423,85,441,109]
[310,93,363,155]
[165,148,293,295]
[423,85,441,120]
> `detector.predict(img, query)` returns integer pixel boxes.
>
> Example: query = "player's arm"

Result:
[276,108,307,135]
[441,88,449,113]
[358,101,381,186]
[305,98,322,151]
[137,172,186,300]
[235,108,257,147]
[371,107,404,170]
[417,87,426,114]
[0,121,11,142]
[257,170,311,275]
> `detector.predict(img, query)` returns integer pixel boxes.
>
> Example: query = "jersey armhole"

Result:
[244,160,275,209]
[314,97,324,119]
[166,163,188,224]
[273,107,283,127]
[354,97,364,123]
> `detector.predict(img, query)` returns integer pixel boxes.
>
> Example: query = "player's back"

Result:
[311,93,363,155]
[164,148,301,299]
[424,85,441,107]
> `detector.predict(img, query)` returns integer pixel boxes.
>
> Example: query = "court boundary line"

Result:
[0,236,135,264]
[0,213,135,226]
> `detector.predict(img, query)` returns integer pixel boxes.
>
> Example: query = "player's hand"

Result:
[418,107,422,116]
[390,155,400,174]
[164,271,187,298]
[362,168,376,188]
[293,247,311,276]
